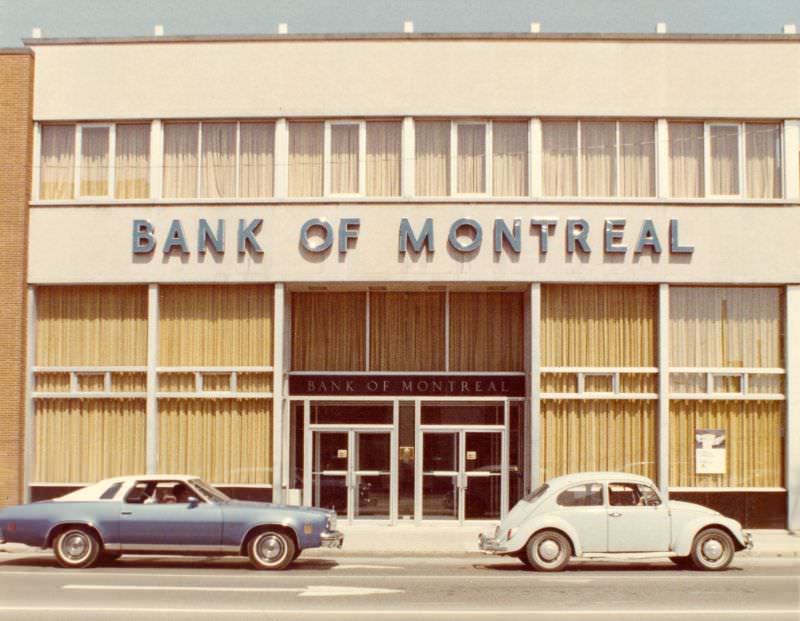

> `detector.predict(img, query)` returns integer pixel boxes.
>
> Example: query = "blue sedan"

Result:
[0,475,343,570]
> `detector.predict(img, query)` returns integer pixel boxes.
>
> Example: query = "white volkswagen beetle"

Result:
[479,472,752,571]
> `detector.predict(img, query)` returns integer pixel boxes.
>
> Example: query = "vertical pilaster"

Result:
[150,121,163,200]
[785,286,800,529]
[656,119,670,199]
[274,119,289,199]
[23,287,35,502]
[528,283,541,489]
[272,283,285,503]
[658,283,670,494]
[146,284,159,473]
[529,119,541,198]
[783,121,800,201]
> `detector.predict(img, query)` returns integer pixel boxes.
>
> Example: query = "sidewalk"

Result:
[1,527,798,558]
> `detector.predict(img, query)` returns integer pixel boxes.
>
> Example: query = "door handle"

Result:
[608,511,622,518]
[120,511,132,516]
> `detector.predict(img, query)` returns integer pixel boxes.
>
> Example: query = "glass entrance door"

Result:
[311,428,393,522]
[419,429,505,523]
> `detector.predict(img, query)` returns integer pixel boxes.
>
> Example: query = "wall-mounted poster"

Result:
[695,429,726,474]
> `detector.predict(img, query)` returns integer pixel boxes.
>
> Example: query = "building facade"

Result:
[8,33,800,529]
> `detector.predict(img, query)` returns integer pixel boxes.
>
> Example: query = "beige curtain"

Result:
[670,400,783,487]
[331,124,359,194]
[40,125,75,199]
[79,127,109,197]
[36,286,148,366]
[746,123,781,199]
[669,122,704,198]
[492,121,528,197]
[540,400,657,481]
[449,292,524,371]
[163,123,199,198]
[542,121,577,196]
[710,125,739,195]
[670,287,782,369]
[415,121,450,196]
[35,398,146,482]
[366,121,401,197]
[581,121,616,197]
[457,124,485,193]
[159,285,273,366]
[619,122,655,197]
[115,124,150,199]
[239,122,274,198]
[159,398,271,484]
[370,292,445,371]
[289,122,323,197]
[541,285,657,368]
[200,122,236,198]
[291,292,366,371]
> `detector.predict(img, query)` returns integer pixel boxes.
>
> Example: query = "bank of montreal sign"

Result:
[131,216,694,257]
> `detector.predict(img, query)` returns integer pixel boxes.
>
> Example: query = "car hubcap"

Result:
[258,535,285,563]
[538,539,560,562]
[702,539,723,561]
[63,533,89,562]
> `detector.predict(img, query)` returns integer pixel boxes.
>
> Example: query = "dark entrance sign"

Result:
[289,374,526,397]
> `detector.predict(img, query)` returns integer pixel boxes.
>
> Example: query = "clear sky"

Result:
[1,0,800,47]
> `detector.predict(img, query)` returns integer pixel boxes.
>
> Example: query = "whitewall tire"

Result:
[247,530,296,571]
[690,528,735,571]
[53,527,101,569]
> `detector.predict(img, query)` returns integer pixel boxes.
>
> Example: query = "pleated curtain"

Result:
[745,123,782,199]
[239,122,275,198]
[330,124,359,194]
[40,125,75,199]
[542,121,577,196]
[492,121,528,197]
[415,121,450,196]
[581,121,616,197]
[288,122,324,197]
[366,121,401,197]
[163,123,199,198]
[115,124,150,199]
[709,125,739,195]
[79,127,109,197]
[200,122,236,198]
[456,124,486,193]
[669,122,705,198]
[619,122,655,197]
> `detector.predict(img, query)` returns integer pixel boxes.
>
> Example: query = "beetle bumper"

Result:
[478,533,509,554]
[320,530,344,549]
[743,531,753,550]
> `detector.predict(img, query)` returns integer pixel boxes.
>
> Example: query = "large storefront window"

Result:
[669,287,784,488]
[540,285,658,480]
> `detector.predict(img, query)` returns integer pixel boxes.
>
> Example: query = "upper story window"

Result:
[416,120,529,197]
[288,120,402,198]
[40,123,150,200]
[669,122,782,199]
[542,120,656,198]
[163,121,275,199]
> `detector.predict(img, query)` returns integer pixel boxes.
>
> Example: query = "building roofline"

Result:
[0,47,33,54]
[22,32,800,46]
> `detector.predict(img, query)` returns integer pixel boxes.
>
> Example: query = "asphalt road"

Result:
[0,553,797,620]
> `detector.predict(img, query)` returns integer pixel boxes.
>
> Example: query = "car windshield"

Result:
[191,479,231,503]
[523,483,548,503]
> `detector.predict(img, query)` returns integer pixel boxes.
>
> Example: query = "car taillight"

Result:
[6,522,15,532]
[506,527,517,540]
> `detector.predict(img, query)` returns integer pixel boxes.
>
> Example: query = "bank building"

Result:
[0,25,797,530]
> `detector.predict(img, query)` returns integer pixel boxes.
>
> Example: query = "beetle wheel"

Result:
[247,530,296,571]
[53,527,101,569]
[525,530,571,572]
[690,528,734,571]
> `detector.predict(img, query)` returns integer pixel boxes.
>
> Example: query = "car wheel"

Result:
[669,555,693,569]
[53,527,101,569]
[690,528,734,571]
[247,530,296,571]
[525,530,571,572]
[292,548,302,562]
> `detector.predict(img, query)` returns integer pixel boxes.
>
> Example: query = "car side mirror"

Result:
[187,496,200,508]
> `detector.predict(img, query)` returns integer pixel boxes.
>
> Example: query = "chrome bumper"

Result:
[320,530,344,549]
[478,533,508,554]
[743,531,753,550]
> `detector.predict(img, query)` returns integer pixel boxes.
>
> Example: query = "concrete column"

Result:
[272,283,285,503]
[785,286,800,529]
[783,121,799,201]
[528,283,541,489]
[658,283,670,494]
[146,284,159,473]
[23,287,35,502]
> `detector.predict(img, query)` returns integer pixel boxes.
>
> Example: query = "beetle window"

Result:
[609,482,661,506]
[100,482,122,500]
[556,483,603,507]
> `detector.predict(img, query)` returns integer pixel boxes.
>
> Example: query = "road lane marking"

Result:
[63,584,404,597]
[0,607,798,616]
[332,564,402,570]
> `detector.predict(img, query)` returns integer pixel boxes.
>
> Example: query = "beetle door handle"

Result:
[120,511,132,516]
[608,511,622,518]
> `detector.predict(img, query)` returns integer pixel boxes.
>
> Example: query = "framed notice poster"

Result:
[695,429,726,474]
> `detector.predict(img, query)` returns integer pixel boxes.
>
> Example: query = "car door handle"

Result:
[608,511,622,518]
[120,511,132,516]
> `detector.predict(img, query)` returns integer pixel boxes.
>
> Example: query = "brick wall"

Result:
[0,51,32,506]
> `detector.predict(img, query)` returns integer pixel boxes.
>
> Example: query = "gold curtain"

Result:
[541,285,657,367]
[36,285,148,366]
[288,121,324,197]
[366,121,401,197]
[540,399,657,481]
[670,400,783,488]
[34,398,146,482]
[115,124,151,199]
[158,398,272,484]
[291,292,366,371]
[745,123,782,199]
[40,124,75,199]
[159,285,273,366]
[370,292,445,371]
[492,121,528,197]
[200,122,236,198]
[449,292,524,371]
[79,127,110,197]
